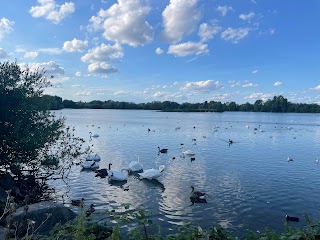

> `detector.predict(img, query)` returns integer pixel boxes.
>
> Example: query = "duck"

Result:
[108,168,129,181]
[128,157,143,172]
[287,157,294,162]
[158,147,168,154]
[285,215,299,222]
[71,198,84,206]
[86,204,95,217]
[228,139,233,144]
[138,165,165,180]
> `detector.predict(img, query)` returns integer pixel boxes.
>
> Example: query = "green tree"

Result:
[0,61,87,201]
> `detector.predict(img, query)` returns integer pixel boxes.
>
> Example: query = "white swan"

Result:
[82,159,99,170]
[138,165,165,180]
[128,158,143,172]
[86,153,101,162]
[108,168,129,181]
[182,150,195,156]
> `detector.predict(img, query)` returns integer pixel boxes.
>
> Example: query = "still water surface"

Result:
[53,109,320,235]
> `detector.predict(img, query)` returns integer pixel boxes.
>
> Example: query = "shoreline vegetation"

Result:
[43,95,320,113]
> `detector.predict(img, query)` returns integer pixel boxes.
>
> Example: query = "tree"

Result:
[0,61,88,202]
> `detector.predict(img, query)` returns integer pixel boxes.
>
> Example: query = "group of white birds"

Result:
[92,158,166,181]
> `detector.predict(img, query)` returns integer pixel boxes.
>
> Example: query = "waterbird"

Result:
[71,198,84,206]
[315,159,319,164]
[128,156,143,172]
[190,186,206,199]
[190,157,196,162]
[285,215,299,222]
[228,139,233,144]
[86,204,95,217]
[287,157,294,162]
[138,165,165,180]
[108,169,129,181]
[190,186,207,204]
[158,147,168,154]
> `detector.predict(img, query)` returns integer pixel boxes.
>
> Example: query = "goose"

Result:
[95,163,112,178]
[71,198,84,206]
[190,186,207,204]
[128,158,143,172]
[108,168,129,181]
[86,204,95,217]
[285,215,299,222]
[190,186,206,199]
[158,147,168,154]
[138,165,165,180]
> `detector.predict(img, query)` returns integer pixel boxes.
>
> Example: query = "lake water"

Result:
[52,109,320,235]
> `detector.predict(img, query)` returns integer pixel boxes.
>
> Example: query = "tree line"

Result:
[43,95,320,113]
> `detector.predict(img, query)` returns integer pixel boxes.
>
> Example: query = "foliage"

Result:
[0,61,88,202]
[57,95,320,113]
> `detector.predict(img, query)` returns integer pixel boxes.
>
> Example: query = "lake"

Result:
[52,109,320,235]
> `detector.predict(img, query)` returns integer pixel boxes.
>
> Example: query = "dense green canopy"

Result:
[0,61,86,182]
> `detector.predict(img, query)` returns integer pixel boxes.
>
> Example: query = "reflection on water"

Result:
[52,109,320,235]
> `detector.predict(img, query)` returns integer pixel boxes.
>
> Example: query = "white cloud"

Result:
[39,48,63,55]
[81,43,123,63]
[0,17,14,39]
[19,61,64,75]
[198,23,221,42]
[221,27,251,43]
[63,38,88,52]
[216,5,233,16]
[0,48,9,58]
[76,91,92,96]
[210,93,231,102]
[153,92,165,97]
[75,71,82,77]
[239,12,255,22]
[310,85,320,91]
[242,83,258,87]
[229,80,241,87]
[162,0,201,43]
[88,62,118,74]
[245,92,273,101]
[252,69,258,74]
[113,91,127,96]
[168,41,208,57]
[24,51,38,59]
[90,0,153,46]
[268,28,275,35]
[181,80,223,92]
[29,0,75,24]
[155,47,164,54]
[274,81,282,86]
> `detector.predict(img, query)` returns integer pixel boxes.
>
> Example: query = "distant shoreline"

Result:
[43,95,320,113]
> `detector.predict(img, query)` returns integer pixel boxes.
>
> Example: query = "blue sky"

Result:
[1,0,320,104]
